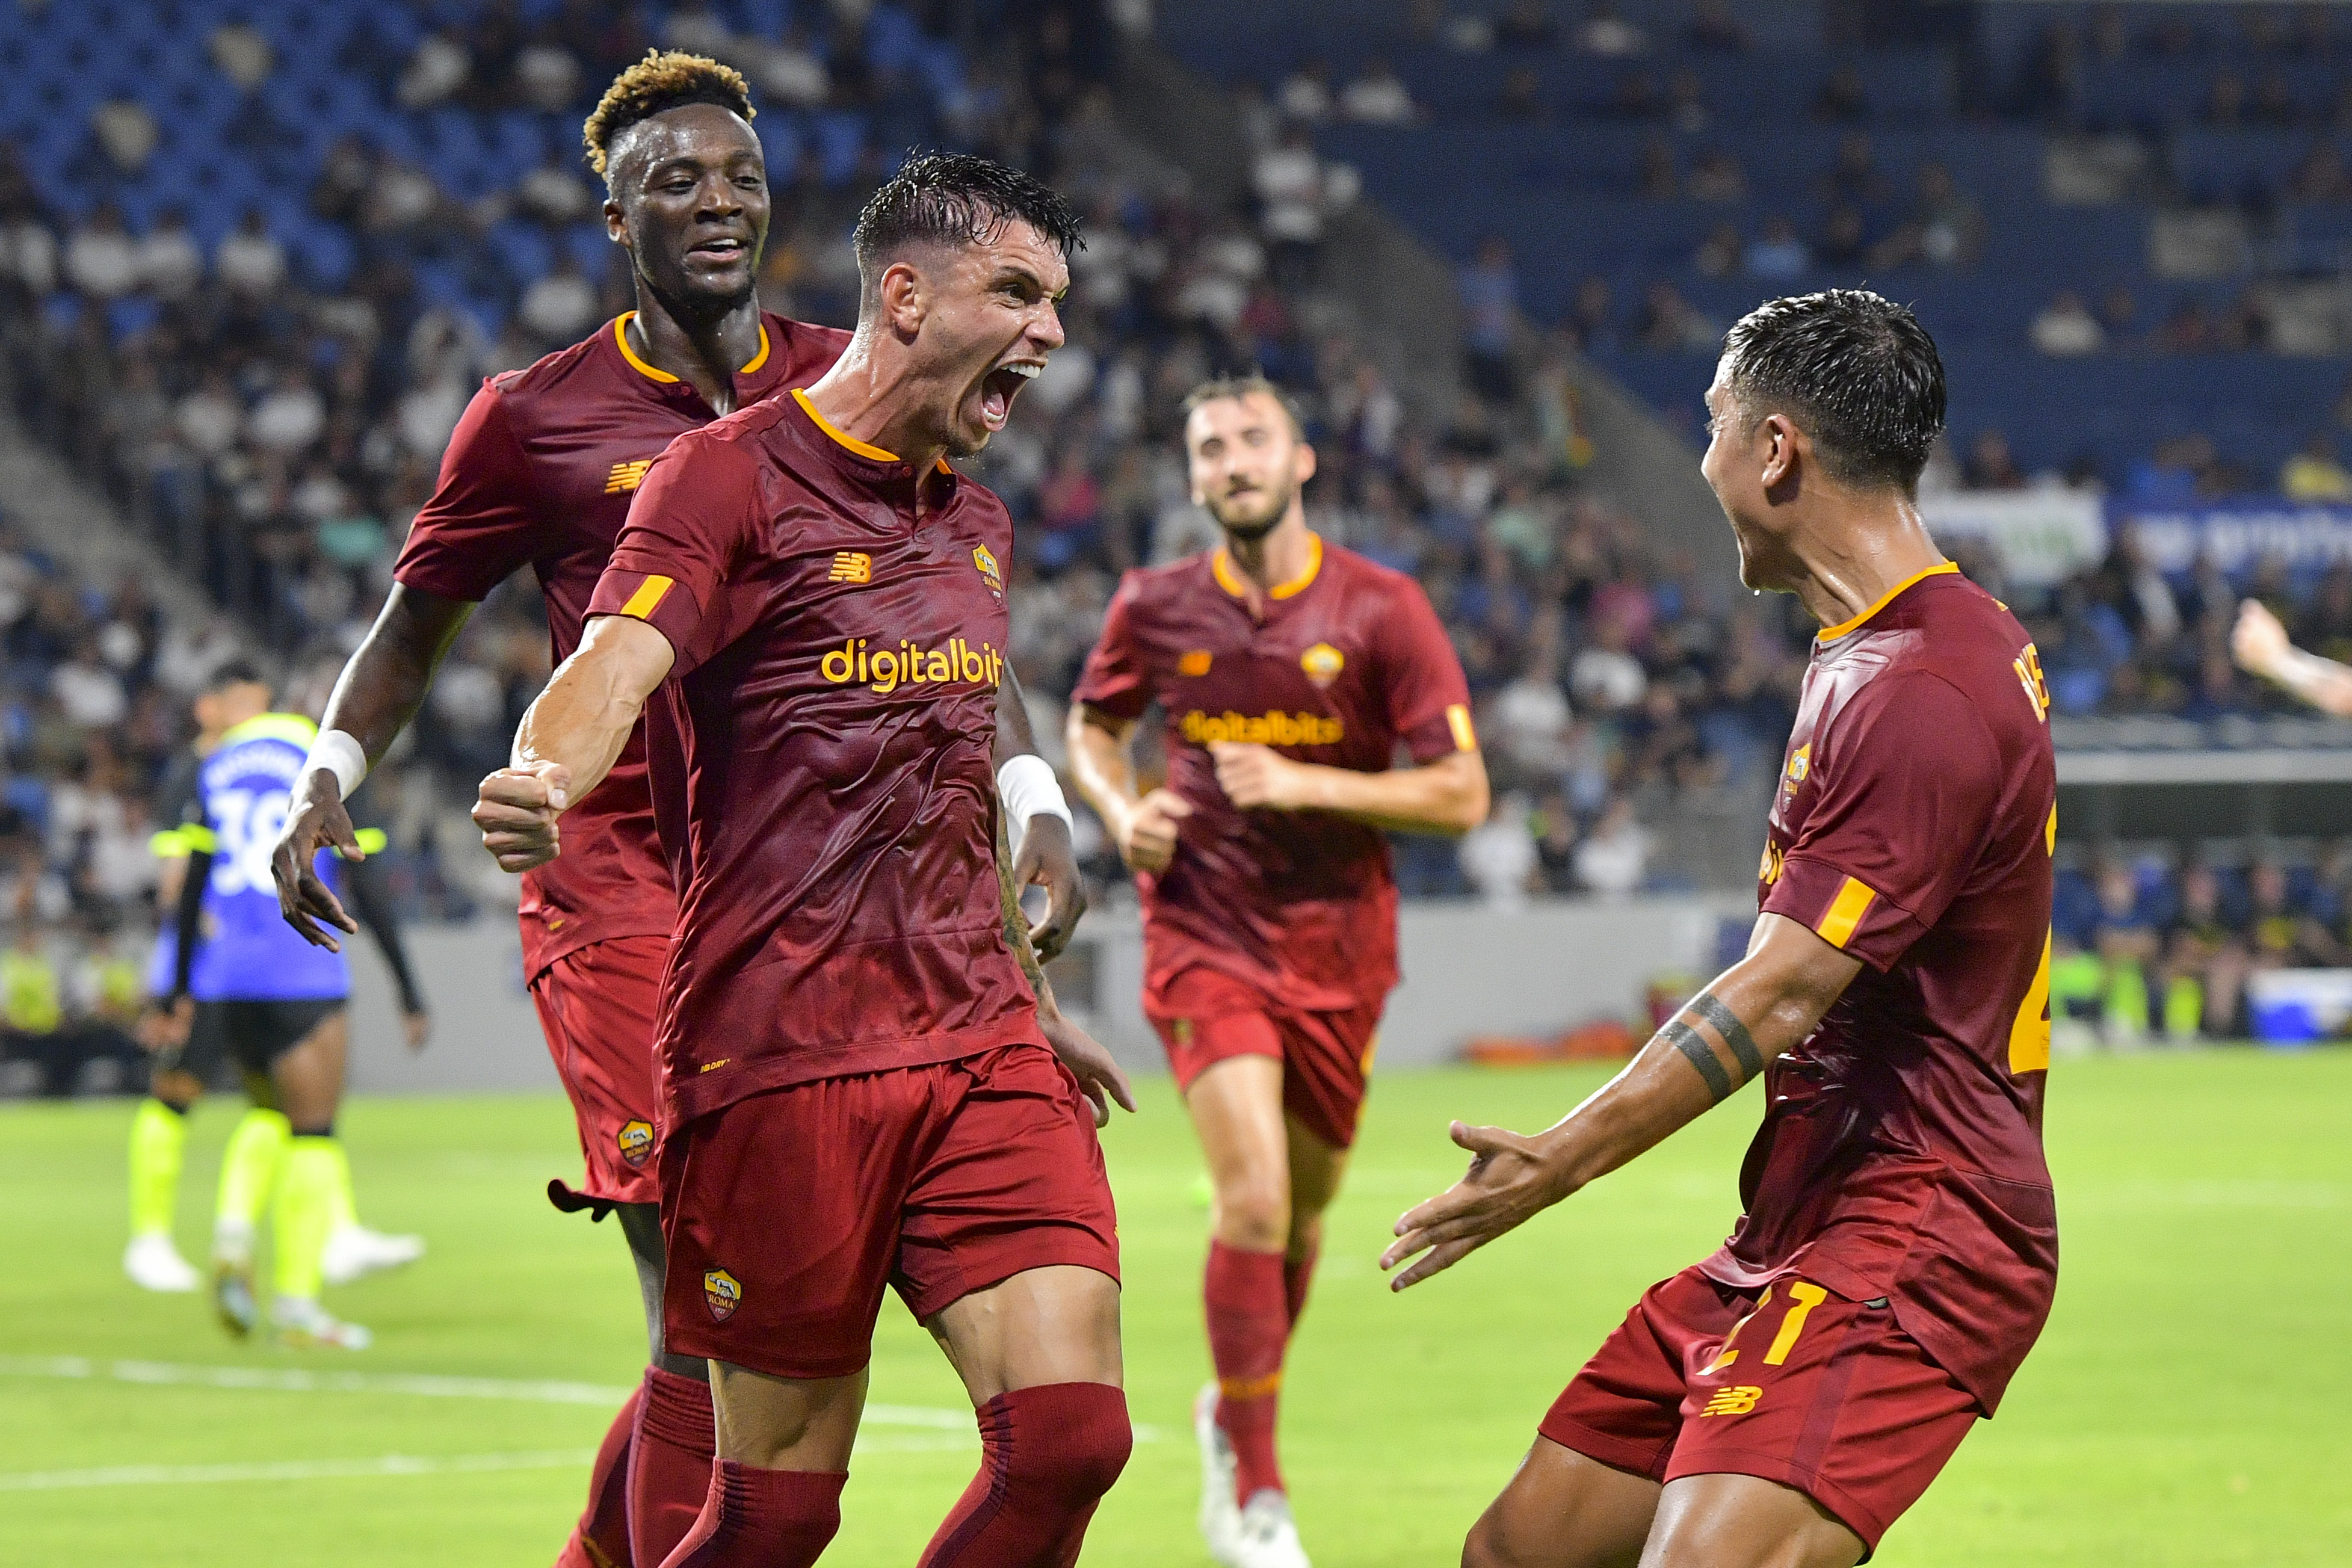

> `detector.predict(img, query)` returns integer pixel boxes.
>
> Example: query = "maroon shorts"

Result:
[1147,968,1382,1151]
[528,933,668,1206]
[1538,1265,1978,1555]
[659,1043,1122,1380]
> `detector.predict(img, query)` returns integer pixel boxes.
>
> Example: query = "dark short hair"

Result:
[1721,289,1945,495]
[582,51,755,183]
[205,658,270,694]
[1180,372,1305,440]
[851,152,1083,288]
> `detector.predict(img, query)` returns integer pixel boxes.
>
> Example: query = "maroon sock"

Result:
[557,1381,642,1567]
[1282,1235,1320,1332]
[656,1460,845,1568]
[630,1369,718,1568]
[916,1382,1132,1568]
[1205,1240,1289,1504]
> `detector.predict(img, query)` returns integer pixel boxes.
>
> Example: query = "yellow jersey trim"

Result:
[739,322,771,373]
[1815,877,1878,949]
[792,387,900,463]
[619,575,674,619]
[220,713,321,750]
[614,313,680,383]
[1815,561,1959,644]
[1212,533,1323,601]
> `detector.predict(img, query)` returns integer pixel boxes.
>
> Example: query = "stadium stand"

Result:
[4,0,2352,1088]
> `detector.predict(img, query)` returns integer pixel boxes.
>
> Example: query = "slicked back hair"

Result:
[1721,289,1945,496]
[582,51,755,185]
[851,152,1083,294]
[1181,372,1306,440]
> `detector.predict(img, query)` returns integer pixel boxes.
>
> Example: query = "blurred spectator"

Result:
[62,205,139,300]
[1693,221,1741,278]
[1277,58,1335,123]
[1869,162,1984,270]
[399,28,472,108]
[2097,285,2141,351]
[2289,141,2352,203]
[2159,298,2215,353]
[1666,68,1710,133]
[1685,0,1754,54]
[1810,65,1870,123]
[214,209,286,298]
[2031,291,2106,355]
[91,99,158,176]
[1341,58,1418,125]
[1495,0,1563,51]
[1496,66,1548,123]
[1572,797,1652,897]
[1637,135,1677,199]
[1460,793,1540,906]
[2281,433,2352,499]
[1252,123,1350,286]
[1633,281,1717,352]
[207,20,274,88]
[1573,0,1648,57]
[1965,428,2028,489]
[1744,215,1810,281]
[1816,205,1867,268]
[2204,70,2247,128]
[1685,148,1746,203]
[1816,134,1886,206]
[519,255,600,344]
[1459,237,1522,403]
[135,209,205,300]
[1570,614,1647,710]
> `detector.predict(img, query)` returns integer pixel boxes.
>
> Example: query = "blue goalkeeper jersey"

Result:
[164,714,351,1003]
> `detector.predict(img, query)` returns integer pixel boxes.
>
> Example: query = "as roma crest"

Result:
[703,1268,742,1323]
[1300,643,1344,690]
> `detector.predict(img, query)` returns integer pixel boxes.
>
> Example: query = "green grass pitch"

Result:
[7,1051,2349,1564]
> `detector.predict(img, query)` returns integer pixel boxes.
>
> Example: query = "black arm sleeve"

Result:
[343,857,425,1014]
[169,849,211,999]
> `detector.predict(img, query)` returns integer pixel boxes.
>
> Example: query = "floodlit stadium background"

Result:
[3,1,2348,1563]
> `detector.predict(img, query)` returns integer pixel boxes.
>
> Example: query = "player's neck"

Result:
[1221,510,1316,599]
[628,292,764,413]
[800,338,953,478]
[1786,495,1947,633]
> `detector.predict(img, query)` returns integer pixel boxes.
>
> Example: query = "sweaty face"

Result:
[1186,392,1312,543]
[1700,360,1780,591]
[607,104,770,316]
[892,218,1070,458]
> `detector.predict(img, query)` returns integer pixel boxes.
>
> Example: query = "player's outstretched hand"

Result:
[273,771,365,952]
[1115,787,1192,874]
[1039,1001,1137,1129]
[474,762,570,872]
[1209,741,1306,812]
[1380,1120,1571,1292]
[1014,813,1088,962]
[2232,597,2291,680]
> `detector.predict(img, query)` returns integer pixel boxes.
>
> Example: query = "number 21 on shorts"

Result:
[1701,1280,1829,1374]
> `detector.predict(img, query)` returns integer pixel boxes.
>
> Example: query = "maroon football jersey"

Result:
[394,312,848,975]
[1703,563,2058,1415]
[587,389,1035,1123]
[1072,538,1477,1017]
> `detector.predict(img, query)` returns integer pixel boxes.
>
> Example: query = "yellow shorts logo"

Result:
[616,1119,655,1168]
[703,1269,742,1323]
[829,551,872,584]
[1178,709,1344,747]
[1699,1385,1763,1418]
[1759,841,1786,886]
[820,637,1004,695]
[1300,642,1344,688]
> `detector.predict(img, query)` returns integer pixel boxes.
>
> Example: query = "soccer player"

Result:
[472,152,1134,1568]
[269,57,1088,1568]
[1386,292,2059,1568]
[2233,597,2352,714]
[1065,373,1490,1568]
[145,664,433,1349]
[126,665,427,1298]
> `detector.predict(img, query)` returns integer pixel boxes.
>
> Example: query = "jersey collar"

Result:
[217,712,319,750]
[1814,561,1958,644]
[611,312,780,394]
[1212,532,1323,602]
[788,387,958,494]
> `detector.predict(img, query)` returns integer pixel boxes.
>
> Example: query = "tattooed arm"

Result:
[1380,913,1862,1289]
[999,810,1136,1127]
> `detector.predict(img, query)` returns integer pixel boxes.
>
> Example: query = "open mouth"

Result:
[687,236,748,262]
[979,362,1040,431]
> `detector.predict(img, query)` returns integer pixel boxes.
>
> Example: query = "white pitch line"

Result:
[0,1450,599,1492]
[0,1357,1157,1439]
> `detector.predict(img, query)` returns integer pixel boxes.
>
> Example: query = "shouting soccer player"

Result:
[270,58,1087,1568]
[1387,291,2059,1568]
[472,153,1134,1568]
[1066,374,1488,1568]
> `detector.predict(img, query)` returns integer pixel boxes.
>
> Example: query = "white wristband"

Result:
[303,729,369,802]
[997,754,1073,860]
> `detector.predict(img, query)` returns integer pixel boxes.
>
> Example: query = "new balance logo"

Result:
[605,460,654,493]
[829,551,872,584]
[1699,1385,1763,1418]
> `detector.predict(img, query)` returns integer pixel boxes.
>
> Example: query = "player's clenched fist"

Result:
[1111,786,1192,874]
[474,761,571,872]
[1208,739,1307,811]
